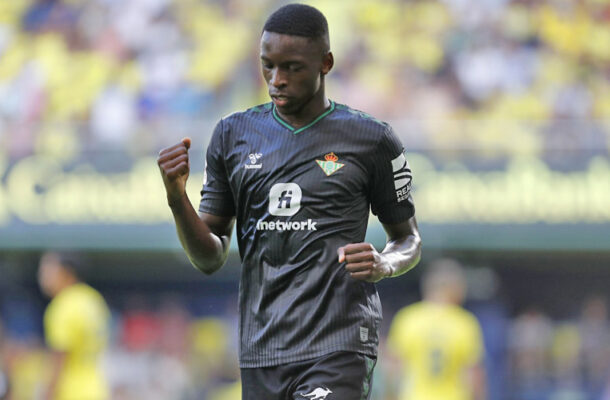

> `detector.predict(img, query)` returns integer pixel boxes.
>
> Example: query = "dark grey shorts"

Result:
[241,351,376,400]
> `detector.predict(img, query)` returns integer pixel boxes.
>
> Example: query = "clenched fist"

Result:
[338,243,394,283]
[157,137,191,204]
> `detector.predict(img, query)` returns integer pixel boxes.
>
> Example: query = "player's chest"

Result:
[224,133,370,202]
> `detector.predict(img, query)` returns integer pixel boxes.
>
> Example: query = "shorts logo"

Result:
[245,152,262,169]
[302,387,332,399]
[269,183,301,216]
[316,152,344,176]
[391,153,412,203]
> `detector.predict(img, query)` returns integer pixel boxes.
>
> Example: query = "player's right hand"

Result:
[157,137,191,204]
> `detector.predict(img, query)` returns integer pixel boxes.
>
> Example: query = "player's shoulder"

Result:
[221,102,273,124]
[392,301,426,325]
[332,102,392,134]
[445,304,481,328]
[68,282,101,299]
[56,283,106,311]
[214,103,273,140]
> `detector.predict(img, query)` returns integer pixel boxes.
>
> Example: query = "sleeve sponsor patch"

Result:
[391,153,412,202]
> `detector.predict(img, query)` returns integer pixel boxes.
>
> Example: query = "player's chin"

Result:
[275,103,298,115]
[273,98,302,115]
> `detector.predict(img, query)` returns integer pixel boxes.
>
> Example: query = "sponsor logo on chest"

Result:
[257,183,317,231]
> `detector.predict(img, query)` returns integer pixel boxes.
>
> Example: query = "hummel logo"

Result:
[245,153,262,169]
[301,387,332,399]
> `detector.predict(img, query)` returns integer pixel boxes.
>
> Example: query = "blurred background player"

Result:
[387,258,486,400]
[38,251,110,400]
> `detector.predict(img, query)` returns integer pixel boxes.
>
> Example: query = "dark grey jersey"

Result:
[200,101,415,368]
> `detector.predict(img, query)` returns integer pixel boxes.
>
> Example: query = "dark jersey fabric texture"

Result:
[200,100,415,368]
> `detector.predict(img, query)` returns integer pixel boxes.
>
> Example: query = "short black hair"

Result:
[263,3,329,42]
[51,251,89,280]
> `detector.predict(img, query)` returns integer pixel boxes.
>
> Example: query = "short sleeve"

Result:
[44,298,79,352]
[369,126,415,224]
[463,314,484,366]
[199,119,236,216]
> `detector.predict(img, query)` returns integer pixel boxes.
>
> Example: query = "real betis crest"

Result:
[316,152,344,176]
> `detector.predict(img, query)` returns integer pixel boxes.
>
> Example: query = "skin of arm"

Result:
[43,351,66,400]
[338,216,422,282]
[468,363,487,400]
[157,137,235,274]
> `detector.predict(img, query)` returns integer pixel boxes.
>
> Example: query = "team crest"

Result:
[316,152,344,176]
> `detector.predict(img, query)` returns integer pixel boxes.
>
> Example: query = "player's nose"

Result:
[270,68,287,88]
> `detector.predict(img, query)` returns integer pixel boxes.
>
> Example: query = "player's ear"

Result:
[321,51,334,76]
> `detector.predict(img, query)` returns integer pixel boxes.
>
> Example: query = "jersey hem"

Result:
[238,344,378,368]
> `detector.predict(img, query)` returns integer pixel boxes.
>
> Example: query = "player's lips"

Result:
[271,94,291,107]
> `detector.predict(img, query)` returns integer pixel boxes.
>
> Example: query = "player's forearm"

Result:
[469,364,487,400]
[381,231,422,278]
[168,194,228,274]
[44,351,66,400]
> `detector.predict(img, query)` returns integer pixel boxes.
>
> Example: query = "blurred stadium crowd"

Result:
[0,0,609,165]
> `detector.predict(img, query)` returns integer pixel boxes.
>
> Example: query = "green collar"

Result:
[272,100,335,135]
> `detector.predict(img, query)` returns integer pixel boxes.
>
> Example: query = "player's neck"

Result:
[277,92,331,129]
[426,293,460,305]
[54,278,79,296]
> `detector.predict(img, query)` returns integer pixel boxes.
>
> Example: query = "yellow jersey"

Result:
[44,283,110,400]
[387,301,484,400]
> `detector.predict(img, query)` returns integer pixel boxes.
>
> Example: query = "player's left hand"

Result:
[338,243,394,283]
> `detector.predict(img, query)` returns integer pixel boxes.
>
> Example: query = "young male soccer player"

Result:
[38,251,110,400]
[157,4,421,399]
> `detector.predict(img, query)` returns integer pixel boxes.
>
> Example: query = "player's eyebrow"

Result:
[260,56,304,67]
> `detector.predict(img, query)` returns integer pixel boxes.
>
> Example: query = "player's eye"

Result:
[288,63,303,72]
[261,61,273,69]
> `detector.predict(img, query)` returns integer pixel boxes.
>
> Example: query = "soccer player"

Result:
[387,258,486,400]
[157,4,421,399]
[38,251,110,400]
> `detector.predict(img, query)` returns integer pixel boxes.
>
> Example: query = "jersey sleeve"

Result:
[44,297,80,352]
[199,119,236,216]
[463,314,485,366]
[369,126,415,224]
